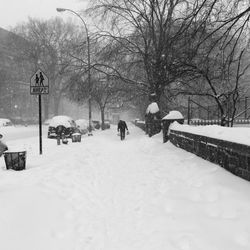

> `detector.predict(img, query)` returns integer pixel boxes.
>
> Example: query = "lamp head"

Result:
[56,8,66,12]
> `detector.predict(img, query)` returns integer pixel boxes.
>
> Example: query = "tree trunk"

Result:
[100,107,105,130]
[220,116,227,126]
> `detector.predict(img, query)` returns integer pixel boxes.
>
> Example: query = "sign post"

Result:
[30,69,49,155]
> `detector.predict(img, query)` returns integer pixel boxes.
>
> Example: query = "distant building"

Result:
[0,27,36,123]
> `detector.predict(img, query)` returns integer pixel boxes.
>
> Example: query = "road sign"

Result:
[30,69,49,155]
[30,69,49,95]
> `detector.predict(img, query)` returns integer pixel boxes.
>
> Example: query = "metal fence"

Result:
[186,96,250,125]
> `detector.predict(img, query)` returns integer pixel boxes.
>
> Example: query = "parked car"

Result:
[0,118,13,127]
[47,115,76,138]
[92,120,101,129]
[75,119,89,135]
[103,120,111,129]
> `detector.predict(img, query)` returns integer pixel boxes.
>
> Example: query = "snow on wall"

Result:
[170,121,250,146]
[162,111,184,120]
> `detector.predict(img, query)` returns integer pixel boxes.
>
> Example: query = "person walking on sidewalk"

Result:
[117,120,128,140]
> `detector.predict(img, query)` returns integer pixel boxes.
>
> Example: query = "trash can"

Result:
[72,133,81,142]
[4,151,27,171]
[77,134,81,142]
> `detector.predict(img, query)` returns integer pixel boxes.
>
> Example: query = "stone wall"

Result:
[134,120,161,136]
[169,129,250,181]
[145,120,162,137]
[134,120,146,131]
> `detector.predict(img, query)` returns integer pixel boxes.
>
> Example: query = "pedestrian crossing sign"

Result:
[30,69,49,95]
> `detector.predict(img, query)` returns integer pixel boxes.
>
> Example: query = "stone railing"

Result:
[134,120,162,136]
[146,120,162,137]
[134,120,146,131]
[169,129,250,181]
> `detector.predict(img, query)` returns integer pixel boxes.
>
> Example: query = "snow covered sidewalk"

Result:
[0,124,250,250]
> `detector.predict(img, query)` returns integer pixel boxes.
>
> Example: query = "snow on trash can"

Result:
[72,133,81,142]
[4,150,27,171]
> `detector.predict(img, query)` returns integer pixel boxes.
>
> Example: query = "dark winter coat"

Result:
[117,120,128,132]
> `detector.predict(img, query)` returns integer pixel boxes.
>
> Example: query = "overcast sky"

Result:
[0,0,88,30]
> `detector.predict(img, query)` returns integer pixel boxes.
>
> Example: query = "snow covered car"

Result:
[103,120,111,129]
[47,115,76,138]
[0,118,13,127]
[75,119,89,135]
[92,120,101,129]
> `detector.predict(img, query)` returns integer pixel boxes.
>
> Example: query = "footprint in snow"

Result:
[205,205,237,219]
[188,190,202,202]
[234,232,250,246]
[175,234,195,250]
[203,188,219,202]
[187,179,203,188]
[64,211,75,220]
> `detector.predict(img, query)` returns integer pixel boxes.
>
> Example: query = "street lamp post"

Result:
[56,8,92,135]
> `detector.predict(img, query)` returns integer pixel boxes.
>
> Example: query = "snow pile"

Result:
[5,145,27,152]
[146,102,159,114]
[136,120,145,124]
[72,132,81,136]
[170,121,250,146]
[162,110,184,120]
[0,125,250,250]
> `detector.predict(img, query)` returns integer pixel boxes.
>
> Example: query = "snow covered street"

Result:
[0,124,250,250]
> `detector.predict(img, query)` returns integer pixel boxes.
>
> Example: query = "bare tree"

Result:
[86,0,250,105]
[171,30,250,126]
[66,67,127,129]
[12,18,81,119]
